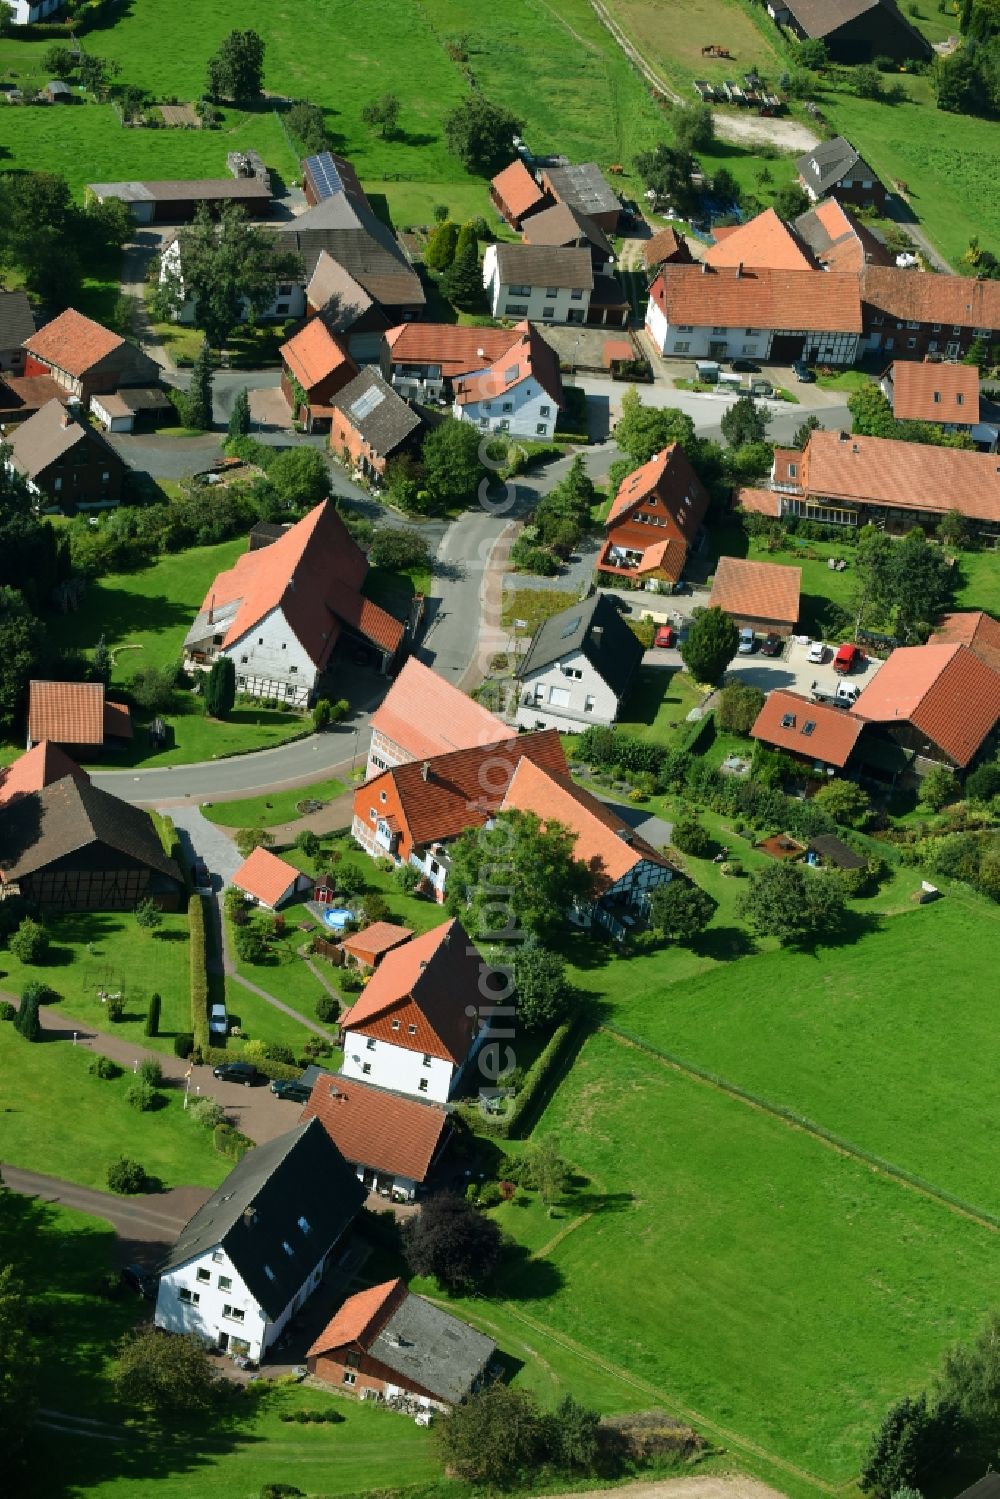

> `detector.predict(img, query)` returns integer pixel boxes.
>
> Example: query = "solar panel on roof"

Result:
[304,153,345,202]
[559,615,582,639]
[349,384,386,421]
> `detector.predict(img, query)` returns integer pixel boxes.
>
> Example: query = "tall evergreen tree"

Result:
[441,240,482,307]
[227,386,251,442]
[203,656,236,719]
[188,339,214,432]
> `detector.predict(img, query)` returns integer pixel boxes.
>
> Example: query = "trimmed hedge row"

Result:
[150,811,189,892]
[202,1045,301,1082]
[463,1020,577,1139]
[189,895,210,1055]
[677,709,716,756]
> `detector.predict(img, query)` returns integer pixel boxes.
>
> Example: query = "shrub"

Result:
[671,814,713,858]
[478,1181,502,1208]
[9,917,49,965]
[174,1032,194,1059]
[106,995,125,1023]
[265,1041,295,1065]
[0,1001,14,1021]
[316,992,340,1023]
[89,1054,121,1080]
[214,1122,254,1161]
[188,1097,226,1129]
[965,762,1000,802]
[145,992,161,1038]
[107,1156,147,1194]
[261,1484,306,1496]
[359,892,389,923]
[139,1058,163,1087]
[339,969,363,994]
[14,980,51,1042]
[295,829,321,860]
[126,1080,157,1112]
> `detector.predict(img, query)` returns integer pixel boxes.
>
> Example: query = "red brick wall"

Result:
[307,1347,441,1404]
[331,417,388,477]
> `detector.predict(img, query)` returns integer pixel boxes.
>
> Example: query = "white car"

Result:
[834,681,860,706]
[737,627,755,655]
[209,1003,228,1038]
[807,640,827,664]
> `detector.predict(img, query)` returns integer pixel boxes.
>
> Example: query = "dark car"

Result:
[730,358,761,373]
[122,1263,158,1300]
[270,1078,312,1103]
[760,633,783,657]
[792,359,816,383]
[212,1060,259,1087]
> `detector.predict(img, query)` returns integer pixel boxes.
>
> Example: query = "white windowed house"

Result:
[482,243,592,325]
[154,1120,365,1362]
[515,593,643,733]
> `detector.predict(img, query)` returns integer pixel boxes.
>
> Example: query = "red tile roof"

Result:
[280,320,355,392]
[501,758,671,892]
[491,159,547,222]
[307,1278,406,1357]
[232,846,305,907]
[709,556,801,627]
[887,360,980,423]
[303,1076,447,1184]
[607,444,709,536]
[851,642,1000,766]
[751,690,863,767]
[0,742,89,807]
[806,199,892,273]
[340,918,482,1064]
[737,487,780,517]
[704,208,815,272]
[104,700,133,741]
[384,323,521,378]
[362,730,567,849]
[642,227,691,269]
[935,611,1000,673]
[650,264,862,333]
[370,657,516,761]
[332,590,405,653]
[862,266,1000,331]
[799,429,1000,523]
[28,680,105,747]
[23,309,124,378]
[454,321,563,409]
[339,921,414,962]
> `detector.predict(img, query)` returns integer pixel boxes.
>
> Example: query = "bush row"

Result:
[462,1021,576,1139]
[201,1045,302,1082]
[189,895,209,1055]
[150,812,189,892]
[214,1123,254,1162]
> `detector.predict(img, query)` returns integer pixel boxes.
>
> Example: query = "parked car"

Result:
[212,1060,259,1087]
[760,632,783,657]
[807,640,827,664]
[209,1003,228,1038]
[730,358,761,373]
[122,1264,158,1300]
[270,1078,312,1103]
[737,627,756,654]
[833,642,862,674]
[792,359,816,383]
[834,681,860,706]
[654,624,676,648]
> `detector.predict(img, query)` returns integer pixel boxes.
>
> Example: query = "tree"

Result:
[772,182,811,220]
[550,1394,601,1473]
[9,917,48,965]
[234,923,269,964]
[717,681,765,735]
[860,1395,958,1499]
[360,92,400,138]
[614,387,699,467]
[511,935,572,1030]
[295,830,321,860]
[107,1156,147,1193]
[312,698,332,731]
[650,880,717,942]
[798,38,829,69]
[814,780,870,828]
[145,992,161,1038]
[0,585,43,735]
[228,386,251,442]
[937,509,972,551]
[285,98,330,153]
[434,1384,548,1485]
[889,529,953,640]
[0,1261,41,1462]
[850,384,902,440]
[267,446,329,510]
[424,219,460,273]
[205,29,265,104]
[422,418,486,507]
[204,656,236,719]
[681,606,739,686]
[721,394,771,448]
[446,809,594,938]
[853,524,897,634]
[936,1308,1000,1457]
[79,53,121,99]
[91,634,112,685]
[130,664,178,715]
[135,897,163,933]
[792,414,823,450]
[920,764,957,811]
[155,203,302,349]
[43,44,76,78]
[738,862,846,947]
[442,240,483,308]
[673,102,715,153]
[13,981,48,1042]
[187,338,214,432]
[114,1325,220,1415]
[633,143,696,216]
[368,528,431,571]
[402,1193,502,1292]
[854,63,884,99]
[671,813,713,857]
[443,95,524,175]
[234,826,276,858]
[964,762,1000,801]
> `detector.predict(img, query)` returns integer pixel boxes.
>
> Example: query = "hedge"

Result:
[676,709,716,756]
[214,1123,254,1162]
[150,812,189,892]
[202,1045,302,1082]
[461,1020,577,1139]
[189,895,210,1055]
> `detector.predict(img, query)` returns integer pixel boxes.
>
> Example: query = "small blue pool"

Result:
[322,907,353,931]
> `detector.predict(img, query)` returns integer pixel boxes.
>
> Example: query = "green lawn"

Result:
[953,546,1000,614]
[0,910,191,1057]
[203,776,347,829]
[0,1017,228,1191]
[226,911,340,1023]
[285,833,453,937]
[614,664,707,744]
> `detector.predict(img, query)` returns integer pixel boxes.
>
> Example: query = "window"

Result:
[482,402,492,411]
[548,685,571,708]
[240,655,248,664]
[278,284,292,296]
[502,402,513,413]
[742,345,757,355]
[218,1275,232,1291]
[499,420,510,432]
[282,1240,294,1257]
[480,418,489,428]
[508,284,531,297]
[281,643,287,650]
[275,303,290,315]
[258,638,263,644]
[429,859,440,875]
[285,684,295,698]
[542,307,555,319]
[561,667,582,680]
[545,287,559,297]
[933,391,942,404]
[408,1024,417,1035]
[672,341,690,354]
[505,304,528,317]
[391,1019,400,1031]
[289,665,298,674]
[953,325,962,335]
[418,1078,429,1093]
[932,324,942,333]
[212,1250,225,1263]
[343,1370,357,1386]
[872,315,884,326]
[178,1287,199,1305]
[54,476,62,493]
[862,179,873,189]
[788,463,797,479]
[677,325,693,333]
[536,423,547,434]
[745,328,758,336]
[196,1268,210,1283]
[346,1351,360,1367]
[907,338,916,350]
[584,694,595,712]
[101,471,110,484]
[380,790,387,802]
[370,807,377,821]
[422,1053,432,1067]
[222,1305,245,1323]
[906,320,919,330]
[298,1216,311,1235]
[362,1062,372,1075]
[956,392,965,407]
[570,289,583,300]
[712,326,726,334]
[366,1037,376,1051]
[928,341,938,353]
[540,405,551,417]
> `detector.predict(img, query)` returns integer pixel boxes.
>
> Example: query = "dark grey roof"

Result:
[517,592,643,700]
[87,178,271,205]
[1,774,183,885]
[333,368,421,456]
[796,137,879,197]
[956,1477,1000,1499]
[116,386,172,412]
[6,398,117,479]
[808,833,866,869]
[544,162,620,219]
[163,1119,365,1321]
[372,1293,496,1405]
[276,195,424,310]
[784,0,929,49]
[494,243,594,292]
[0,290,34,351]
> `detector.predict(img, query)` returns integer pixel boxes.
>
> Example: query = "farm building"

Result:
[709,556,801,636]
[86,176,273,224]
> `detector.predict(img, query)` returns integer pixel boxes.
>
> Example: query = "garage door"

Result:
[771,334,805,360]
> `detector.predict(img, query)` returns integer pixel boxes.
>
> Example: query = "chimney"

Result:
[701,259,710,274]
[419,959,428,971]
[207,592,215,626]
[736,261,743,278]
[421,760,430,781]
[591,625,604,645]
[838,431,850,442]
[61,410,73,429]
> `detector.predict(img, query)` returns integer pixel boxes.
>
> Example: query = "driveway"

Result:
[169,805,244,887]
[724,634,885,699]
[0,1165,206,1263]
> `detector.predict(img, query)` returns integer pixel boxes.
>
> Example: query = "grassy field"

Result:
[284,832,450,938]
[0,1016,229,1191]
[203,775,346,828]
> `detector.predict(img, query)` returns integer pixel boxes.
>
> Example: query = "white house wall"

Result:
[341,1029,456,1103]
[227,605,319,706]
[456,378,558,440]
[154,1243,327,1361]
[483,246,590,324]
[516,647,620,731]
[645,297,860,366]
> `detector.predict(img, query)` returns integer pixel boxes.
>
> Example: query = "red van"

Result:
[833,643,861,674]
